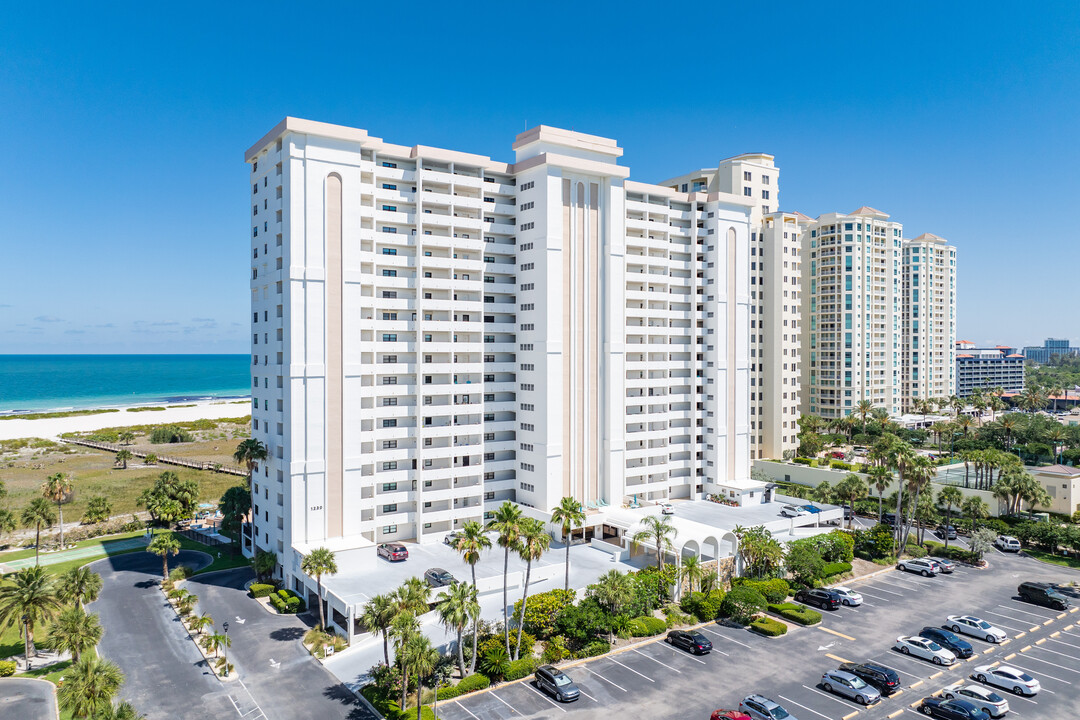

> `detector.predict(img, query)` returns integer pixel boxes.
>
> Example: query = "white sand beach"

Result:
[0,399,252,441]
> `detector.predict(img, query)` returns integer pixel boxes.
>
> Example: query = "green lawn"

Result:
[1024,548,1080,569]
[0,530,147,565]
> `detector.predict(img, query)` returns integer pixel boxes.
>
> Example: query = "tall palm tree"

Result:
[436,581,479,678]
[589,570,635,642]
[887,441,917,552]
[961,496,989,532]
[59,567,103,609]
[513,517,550,660]
[989,395,1006,424]
[58,655,124,720]
[949,395,965,418]
[300,547,338,632]
[114,449,132,469]
[956,415,975,437]
[999,414,1019,453]
[21,498,56,566]
[1049,383,1065,414]
[147,534,180,579]
[549,496,586,592]
[47,607,103,662]
[899,456,934,553]
[390,611,421,709]
[453,520,490,673]
[233,438,268,549]
[0,566,62,665]
[41,472,73,550]
[632,514,678,571]
[937,486,963,551]
[855,399,874,434]
[400,632,441,720]
[360,594,396,667]
[680,554,705,594]
[834,473,868,529]
[488,501,523,656]
[868,465,892,523]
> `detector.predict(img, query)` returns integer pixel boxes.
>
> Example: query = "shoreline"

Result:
[0,398,252,441]
[0,392,250,416]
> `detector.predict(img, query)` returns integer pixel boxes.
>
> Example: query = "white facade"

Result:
[244,118,754,582]
[902,233,957,406]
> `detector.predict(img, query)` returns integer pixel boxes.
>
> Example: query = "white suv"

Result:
[994,535,1021,552]
[781,504,810,518]
[897,558,939,577]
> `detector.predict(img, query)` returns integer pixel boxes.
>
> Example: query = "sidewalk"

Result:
[0,536,149,572]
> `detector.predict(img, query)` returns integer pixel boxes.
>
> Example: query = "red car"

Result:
[830,451,846,459]
[377,543,408,562]
[711,711,751,720]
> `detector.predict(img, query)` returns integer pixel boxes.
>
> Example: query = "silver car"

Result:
[897,558,939,577]
[821,670,880,705]
[942,682,1010,717]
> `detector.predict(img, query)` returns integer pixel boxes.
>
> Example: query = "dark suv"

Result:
[918,627,973,658]
[534,665,580,702]
[794,588,842,610]
[1018,581,1070,610]
[666,629,713,655]
[838,661,901,696]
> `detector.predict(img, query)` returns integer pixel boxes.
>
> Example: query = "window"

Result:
[519,222,535,231]
[382,205,397,212]
[381,482,397,490]
[382,525,398,534]
[382,248,397,255]
[761,190,770,200]
[383,355,398,363]
[382,227,397,234]
[382,502,397,511]
[382,334,397,342]
[520,181,534,191]
[382,419,397,428]
[743,171,752,181]
[743,187,751,197]
[382,397,398,406]
[382,291,397,298]
[519,201,534,211]
[382,183,397,190]
[382,312,397,320]
[762,175,770,185]
[382,269,397,277]
[381,162,397,168]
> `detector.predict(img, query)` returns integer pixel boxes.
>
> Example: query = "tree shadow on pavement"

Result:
[134,579,159,589]
[322,684,378,720]
[270,627,306,642]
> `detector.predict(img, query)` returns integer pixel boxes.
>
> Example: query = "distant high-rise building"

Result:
[1023,338,1080,364]
[955,341,1024,396]
[902,233,957,407]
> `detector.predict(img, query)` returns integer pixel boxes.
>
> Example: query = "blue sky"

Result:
[1,2,1077,353]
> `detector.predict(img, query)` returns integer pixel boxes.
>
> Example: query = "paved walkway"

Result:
[1,536,149,572]
[0,678,58,720]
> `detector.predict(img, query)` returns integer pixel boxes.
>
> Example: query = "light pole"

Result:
[222,621,229,677]
[22,614,30,671]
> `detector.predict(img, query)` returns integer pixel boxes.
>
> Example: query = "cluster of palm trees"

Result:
[12,473,75,564]
[0,564,140,717]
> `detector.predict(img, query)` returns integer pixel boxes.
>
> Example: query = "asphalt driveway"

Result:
[0,677,57,720]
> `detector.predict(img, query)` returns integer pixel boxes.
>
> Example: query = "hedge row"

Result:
[505,657,537,682]
[0,660,15,677]
[731,577,790,604]
[818,561,852,579]
[680,590,726,622]
[768,602,822,626]
[249,583,276,598]
[750,617,788,636]
[436,673,491,701]
[627,615,668,637]
[270,588,304,613]
[574,639,611,659]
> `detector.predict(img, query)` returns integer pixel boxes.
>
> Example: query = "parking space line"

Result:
[1049,636,1080,651]
[608,657,655,683]
[1030,644,1080,662]
[819,626,856,641]
[1014,654,1080,678]
[826,652,853,664]
[584,668,627,693]
[631,648,682,672]
[522,682,566,713]
[802,684,863,710]
[777,694,833,720]
[453,701,482,720]
[490,692,522,714]
[864,584,904,596]
[857,590,892,602]
[1002,603,1059,619]
[1001,661,1070,686]
[577,688,597,702]
[699,627,751,649]
[656,644,707,664]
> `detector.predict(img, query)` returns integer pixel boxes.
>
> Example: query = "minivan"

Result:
[534,665,580,702]
[1017,581,1070,610]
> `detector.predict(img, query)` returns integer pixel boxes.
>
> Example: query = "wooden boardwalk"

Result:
[63,438,248,477]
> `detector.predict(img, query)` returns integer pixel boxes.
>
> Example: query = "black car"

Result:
[666,630,713,655]
[838,661,902,696]
[882,513,898,526]
[534,665,580,702]
[918,697,983,719]
[794,588,842,610]
[919,627,973,658]
[935,525,957,540]
[423,567,457,587]
[1018,581,1070,610]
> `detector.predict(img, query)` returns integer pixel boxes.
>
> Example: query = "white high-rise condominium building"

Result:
[801,207,905,419]
[902,233,957,406]
[663,156,804,460]
[244,118,756,579]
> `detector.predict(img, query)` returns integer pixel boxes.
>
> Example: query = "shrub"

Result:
[269,594,287,613]
[541,636,570,664]
[478,631,535,661]
[627,615,667,637]
[170,565,194,581]
[436,673,491,701]
[719,586,766,624]
[793,457,812,465]
[249,583,276,598]
[513,588,576,639]
[479,644,510,680]
[830,460,853,471]
[817,562,852,579]
[505,656,537,681]
[732,578,790,604]
[150,425,194,444]
[0,660,15,677]
[750,617,788,637]
[768,602,822,626]
[82,496,112,524]
[574,639,610,659]
[903,544,928,559]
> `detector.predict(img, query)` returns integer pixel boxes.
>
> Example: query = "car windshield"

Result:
[926,641,942,651]
[553,674,572,686]
[770,707,790,719]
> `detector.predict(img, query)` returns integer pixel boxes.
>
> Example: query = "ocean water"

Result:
[0,355,251,412]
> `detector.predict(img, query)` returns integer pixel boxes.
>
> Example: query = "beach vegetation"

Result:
[0,408,120,422]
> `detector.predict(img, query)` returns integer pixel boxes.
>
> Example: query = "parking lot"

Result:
[434,550,1080,720]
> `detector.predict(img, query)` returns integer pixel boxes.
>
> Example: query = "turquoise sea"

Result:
[0,355,251,413]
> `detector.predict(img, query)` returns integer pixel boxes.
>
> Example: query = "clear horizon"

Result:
[2,2,1078,352]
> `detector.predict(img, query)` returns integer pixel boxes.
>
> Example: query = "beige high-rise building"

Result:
[902,233,957,407]
[663,155,803,460]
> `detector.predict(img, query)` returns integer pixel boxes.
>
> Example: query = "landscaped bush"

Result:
[750,617,788,637]
[627,615,667,637]
[170,565,194,580]
[249,583,276,598]
[436,673,491,701]
[541,636,570,663]
[504,656,537,681]
[903,544,928,559]
[793,457,813,465]
[150,425,194,444]
[478,631,535,662]
[731,577,790,604]
[513,588,576,639]
[817,561,852,579]
[720,586,766,624]
[0,660,15,677]
[768,602,822,626]
[830,460,854,471]
[574,639,610,659]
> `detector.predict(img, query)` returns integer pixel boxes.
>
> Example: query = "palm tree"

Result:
[47,607,103,662]
[1049,383,1065,413]
[855,399,874,434]
[949,395,965,418]
[360,594,396,667]
[189,612,214,636]
[233,438,268,549]
[680,554,705,594]
[961,496,989,532]
[937,486,963,551]
[301,547,338,632]
[400,632,441,720]
[868,465,892,523]
[632,514,678,571]
[253,549,278,583]
[550,496,586,592]
[590,570,635,642]
[390,611,421,709]
[118,431,135,446]
[21,498,56,565]
[899,456,934,553]
[989,395,1006,424]
[114,449,133,469]
[999,414,1019,453]
[99,701,146,720]
[834,473,868,529]
[488,501,523,656]
[147,534,180,579]
[0,507,15,543]
[59,567,103,609]
[0,566,62,665]
[452,520,490,673]
[205,631,230,658]
[41,472,73,550]
[956,415,975,437]
[58,655,124,720]
[513,517,550,660]
[436,581,479,678]
[888,441,917,552]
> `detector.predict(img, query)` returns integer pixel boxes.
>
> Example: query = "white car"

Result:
[831,586,863,606]
[659,502,674,515]
[781,504,810,518]
[946,615,1008,643]
[994,536,1021,552]
[971,665,1041,696]
[897,558,939,577]
[894,636,957,665]
[942,682,1010,717]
